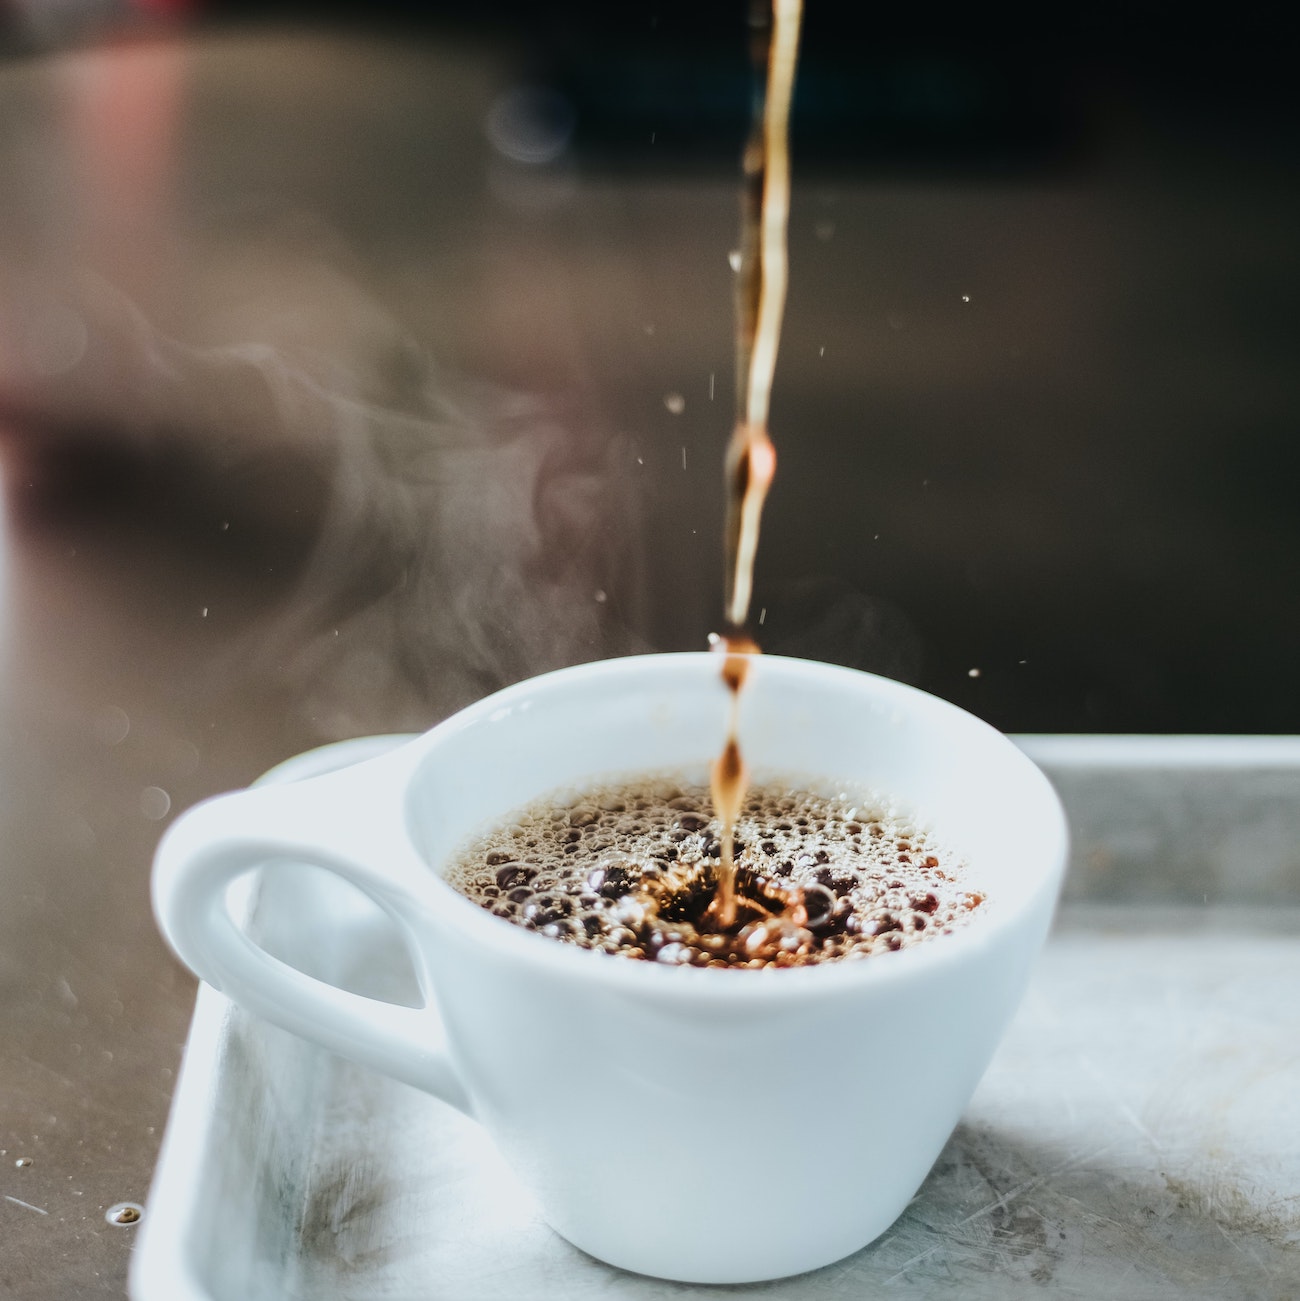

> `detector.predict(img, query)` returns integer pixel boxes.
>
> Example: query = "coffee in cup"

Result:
[446,774,985,968]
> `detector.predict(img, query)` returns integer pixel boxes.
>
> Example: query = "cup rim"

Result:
[382,652,1070,1003]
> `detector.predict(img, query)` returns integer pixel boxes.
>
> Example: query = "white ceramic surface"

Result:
[151,653,1068,1284]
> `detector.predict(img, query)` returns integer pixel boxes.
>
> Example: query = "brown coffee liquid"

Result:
[706,0,801,930]
[723,0,797,632]
[445,777,984,969]
[705,631,759,930]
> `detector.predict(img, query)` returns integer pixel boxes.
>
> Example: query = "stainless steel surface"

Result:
[133,791,1300,1299]
[1019,736,1300,905]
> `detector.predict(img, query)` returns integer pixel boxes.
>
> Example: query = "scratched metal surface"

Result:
[131,743,1300,1301]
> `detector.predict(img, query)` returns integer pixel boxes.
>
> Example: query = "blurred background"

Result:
[1,0,1298,758]
[2,8,1298,1295]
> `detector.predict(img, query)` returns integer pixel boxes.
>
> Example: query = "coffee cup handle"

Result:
[152,777,473,1116]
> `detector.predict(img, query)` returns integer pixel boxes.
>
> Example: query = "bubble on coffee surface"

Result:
[445,776,984,968]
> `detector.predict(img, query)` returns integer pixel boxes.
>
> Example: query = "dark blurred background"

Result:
[5,12,1298,1296]
[1,0,1298,742]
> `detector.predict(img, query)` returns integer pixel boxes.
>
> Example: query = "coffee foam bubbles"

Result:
[445,775,985,969]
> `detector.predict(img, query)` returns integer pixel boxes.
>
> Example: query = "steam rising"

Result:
[233,351,651,737]
[285,381,650,737]
[1,274,650,738]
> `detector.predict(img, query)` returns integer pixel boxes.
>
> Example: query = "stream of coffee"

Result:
[707,0,802,933]
[453,0,988,965]
[472,0,809,958]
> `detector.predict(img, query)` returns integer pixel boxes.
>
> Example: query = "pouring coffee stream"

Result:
[632,0,811,955]
[451,0,978,969]
[708,0,802,940]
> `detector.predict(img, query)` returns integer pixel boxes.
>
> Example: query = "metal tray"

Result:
[131,736,1300,1301]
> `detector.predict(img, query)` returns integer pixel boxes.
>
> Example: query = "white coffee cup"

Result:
[152,652,1067,1284]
